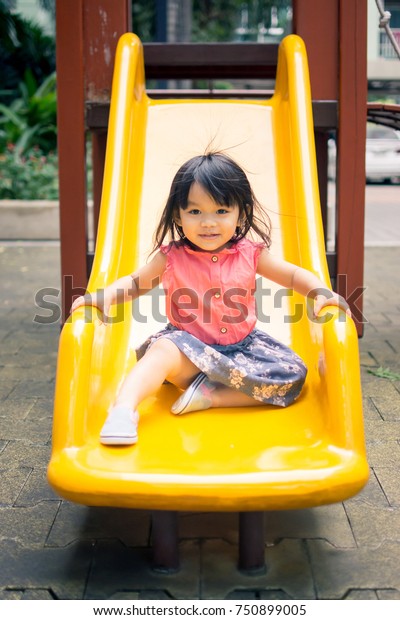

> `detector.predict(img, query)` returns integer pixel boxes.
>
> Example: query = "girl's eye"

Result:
[217,208,229,214]
[188,209,201,215]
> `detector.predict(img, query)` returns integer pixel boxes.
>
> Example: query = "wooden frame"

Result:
[56,0,367,331]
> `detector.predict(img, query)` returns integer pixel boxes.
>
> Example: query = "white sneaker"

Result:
[171,373,216,415]
[100,406,139,445]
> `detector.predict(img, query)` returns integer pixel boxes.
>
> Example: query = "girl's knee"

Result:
[145,337,188,377]
[148,337,199,388]
[149,336,180,356]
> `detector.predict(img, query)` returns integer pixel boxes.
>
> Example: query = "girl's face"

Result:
[175,182,241,252]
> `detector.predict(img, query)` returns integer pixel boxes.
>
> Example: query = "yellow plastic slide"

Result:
[48,34,368,511]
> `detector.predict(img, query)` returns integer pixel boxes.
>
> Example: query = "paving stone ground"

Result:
[0,242,399,600]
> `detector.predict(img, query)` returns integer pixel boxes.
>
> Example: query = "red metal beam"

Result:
[56,0,131,320]
[336,0,367,335]
[293,0,367,335]
[83,0,132,272]
[56,0,88,322]
[143,43,279,79]
[292,0,339,100]
[83,0,132,102]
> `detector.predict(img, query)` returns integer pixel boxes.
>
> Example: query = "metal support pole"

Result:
[151,511,180,573]
[238,512,266,574]
[56,0,88,322]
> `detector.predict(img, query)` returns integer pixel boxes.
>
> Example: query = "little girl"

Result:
[71,152,350,445]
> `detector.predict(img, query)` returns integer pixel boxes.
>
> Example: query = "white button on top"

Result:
[211,255,218,262]
[220,327,227,334]
[214,292,221,299]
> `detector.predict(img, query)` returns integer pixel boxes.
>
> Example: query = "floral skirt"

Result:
[136,324,307,408]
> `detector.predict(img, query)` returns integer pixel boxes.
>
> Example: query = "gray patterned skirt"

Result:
[136,324,307,407]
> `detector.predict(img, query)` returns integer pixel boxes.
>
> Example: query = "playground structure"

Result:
[48,24,369,571]
[55,0,369,336]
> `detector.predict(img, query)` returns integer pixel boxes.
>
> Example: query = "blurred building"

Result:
[368,0,400,100]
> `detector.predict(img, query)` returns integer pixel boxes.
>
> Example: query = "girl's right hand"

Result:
[70,293,109,321]
[71,293,96,313]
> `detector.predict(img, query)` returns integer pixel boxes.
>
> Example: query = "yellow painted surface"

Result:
[48,34,368,511]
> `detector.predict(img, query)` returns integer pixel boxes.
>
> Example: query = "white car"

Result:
[328,124,400,184]
[365,124,400,184]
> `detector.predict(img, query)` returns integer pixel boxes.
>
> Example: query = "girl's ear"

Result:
[238,212,246,227]
[173,207,182,227]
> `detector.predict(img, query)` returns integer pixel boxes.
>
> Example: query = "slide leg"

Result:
[151,510,180,573]
[238,512,266,574]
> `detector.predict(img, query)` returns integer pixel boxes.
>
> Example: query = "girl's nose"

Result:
[201,215,216,227]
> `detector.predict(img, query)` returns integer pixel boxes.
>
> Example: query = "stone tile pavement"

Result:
[0,243,399,601]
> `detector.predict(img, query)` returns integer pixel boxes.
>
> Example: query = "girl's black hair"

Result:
[153,152,272,251]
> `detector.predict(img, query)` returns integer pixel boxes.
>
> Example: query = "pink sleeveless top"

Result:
[160,238,264,345]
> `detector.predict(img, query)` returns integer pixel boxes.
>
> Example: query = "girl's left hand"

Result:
[313,292,352,318]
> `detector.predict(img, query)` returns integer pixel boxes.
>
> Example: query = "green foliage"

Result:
[367,366,400,381]
[131,0,291,43]
[192,0,292,42]
[192,0,244,42]
[38,0,56,21]
[132,0,156,42]
[0,1,57,198]
[0,70,57,155]
[0,143,58,200]
[0,0,55,104]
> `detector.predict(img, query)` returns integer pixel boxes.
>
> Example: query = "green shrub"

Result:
[0,70,57,155]
[0,143,58,200]
[0,0,55,104]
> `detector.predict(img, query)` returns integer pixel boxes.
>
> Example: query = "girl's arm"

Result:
[256,249,351,317]
[70,251,167,319]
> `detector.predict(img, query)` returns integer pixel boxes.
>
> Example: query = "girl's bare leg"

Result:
[115,337,261,412]
[115,338,200,410]
[210,386,261,408]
